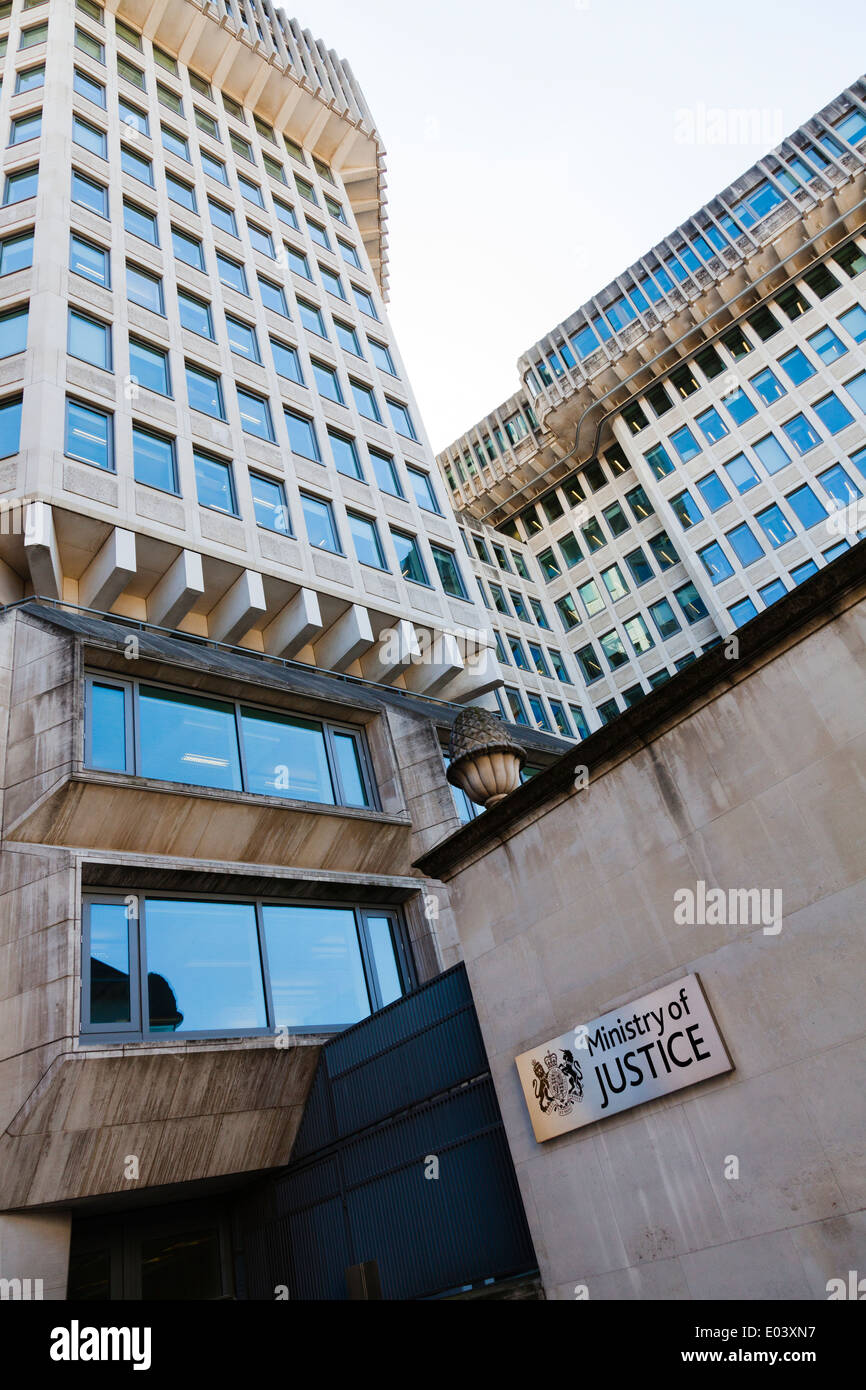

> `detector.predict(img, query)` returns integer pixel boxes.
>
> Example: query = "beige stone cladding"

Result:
[416,545,866,1300]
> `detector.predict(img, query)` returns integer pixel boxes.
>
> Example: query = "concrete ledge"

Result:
[5,772,415,876]
[0,1040,320,1210]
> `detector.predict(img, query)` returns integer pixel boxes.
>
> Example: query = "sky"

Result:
[300,0,866,452]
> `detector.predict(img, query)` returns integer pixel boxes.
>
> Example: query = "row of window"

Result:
[86,675,376,806]
[1,147,379,325]
[724,538,852,627]
[672,451,864,534]
[82,892,412,1040]
[61,231,398,424]
[563,578,709,685]
[623,244,865,438]
[67,59,348,221]
[492,633,574,686]
[442,401,540,491]
[644,367,866,486]
[55,287,418,443]
[479,580,552,628]
[693,448,866,585]
[65,0,324,176]
[60,5,346,204]
[59,397,467,594]
[532,213,865,389]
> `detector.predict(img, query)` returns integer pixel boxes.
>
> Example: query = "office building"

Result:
[438,76,866,738]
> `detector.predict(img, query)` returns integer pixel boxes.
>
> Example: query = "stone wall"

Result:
[418,566,866,1299]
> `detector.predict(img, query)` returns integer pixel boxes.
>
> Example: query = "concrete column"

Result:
[314,604,374,671]
[0,556,23,605]
[439,643,502,703]
[207,569,267,644]
[23,502,62,600]
[264,587,322,657]
[78,529,137,612]
[147,549,205,629]
[403,630,464,695]
[361,618,421,684]
[0,1210,71,1301]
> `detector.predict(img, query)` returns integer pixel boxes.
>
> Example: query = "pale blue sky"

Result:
[302,0,866,450]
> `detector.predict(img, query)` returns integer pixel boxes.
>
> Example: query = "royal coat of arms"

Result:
[531,1048,584,1117]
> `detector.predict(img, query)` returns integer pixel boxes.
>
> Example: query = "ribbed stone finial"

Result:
[446,707,526,810]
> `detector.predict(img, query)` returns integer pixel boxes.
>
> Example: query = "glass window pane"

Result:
[186,366,223,418]
[71,234,107,285]
[753,433,791,474]
[237,388,273,440]
[0,308,29,357]
[263,904,370,1028]
[138,686,242,789]
[301,493,339,551]
[331,732,368,808]
[0,396,22,458]
[66,399,111,469]
[366,914,402,1006]
[97,128,132,169]
[133,427,175,492]
[431,545,467,598]
[166,172,195,211]
[239,707,334,804]
[124,201,158,244]
[173,229,203,268]
[145,899,265,1033]
[348,512,385,569]
[194,451,234,512]
[392,530,428,584]
[72,170,107,216]
[68,310,110,368]
[786,484,828,529]
[723,452,759,494]
[74,68,106,107]
[179,292,212,338]
[130,339,169,395]
[89,902,131,1024]
[408,466,439,512]
[89,682,126,770]
[250,472,289,533]
[127,265,163,313]
[139,1228,222,1302]
[370,449,402,496]
[4,166,39,203]
[286,411,320,461]
[726,522,764,566]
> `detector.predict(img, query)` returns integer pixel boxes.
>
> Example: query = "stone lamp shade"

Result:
[446,707,526,810]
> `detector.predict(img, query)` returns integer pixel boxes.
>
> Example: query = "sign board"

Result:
[515,973,732,1142]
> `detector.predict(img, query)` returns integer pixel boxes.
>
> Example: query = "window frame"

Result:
[83,671,379,813]
[79,885,408,1042]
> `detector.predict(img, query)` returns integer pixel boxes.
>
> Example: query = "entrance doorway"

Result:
[67,1200,232,1300]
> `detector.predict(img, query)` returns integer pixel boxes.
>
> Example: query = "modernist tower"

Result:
[0,0,563,1302]
[437,76,866,743]
[0,0,497,700]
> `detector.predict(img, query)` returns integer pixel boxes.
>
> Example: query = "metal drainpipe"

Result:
[473,190,866,527]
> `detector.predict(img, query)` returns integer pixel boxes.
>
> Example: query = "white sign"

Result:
[515,974,732,1142]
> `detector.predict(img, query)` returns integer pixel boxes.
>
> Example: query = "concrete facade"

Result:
[0,0,569,1299]
[416,545,866,1300]
[0,0,498,703]
[0,598,563,1297]
[438,77,866,741]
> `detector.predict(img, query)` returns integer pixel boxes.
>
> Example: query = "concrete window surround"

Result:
[81,668,382,810]
[79,888,415,1043]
